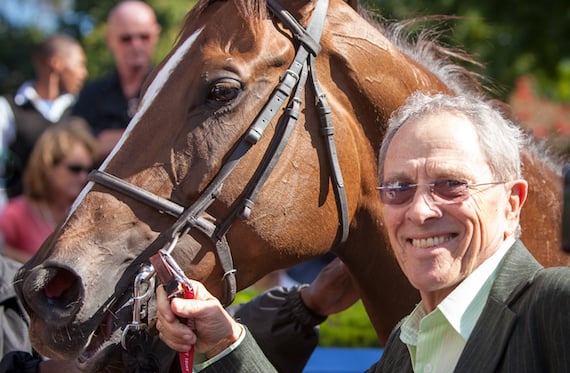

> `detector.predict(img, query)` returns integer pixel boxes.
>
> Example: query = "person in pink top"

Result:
[0,117,97,263]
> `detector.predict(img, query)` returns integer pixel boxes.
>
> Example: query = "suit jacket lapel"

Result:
[454,241,542,372]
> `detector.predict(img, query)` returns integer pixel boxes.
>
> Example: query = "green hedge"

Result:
[234,288,381,348]
[319,300,381,347]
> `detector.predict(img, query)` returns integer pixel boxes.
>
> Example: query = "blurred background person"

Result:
[0,34,88,202]
[73,0,161,164]
[0,118,96,263]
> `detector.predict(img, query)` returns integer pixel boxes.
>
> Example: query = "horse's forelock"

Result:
[236,0,269,21]
[183,0,268,32]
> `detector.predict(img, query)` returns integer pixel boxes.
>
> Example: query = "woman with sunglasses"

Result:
[155,92,570,372]
[0,117,96,263]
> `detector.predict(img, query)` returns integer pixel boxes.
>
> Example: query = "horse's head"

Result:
[14,0,488,371]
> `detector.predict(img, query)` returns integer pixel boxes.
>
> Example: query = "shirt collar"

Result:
[437,237,515,338]
[400,237,515,344]
[14,81,76,122]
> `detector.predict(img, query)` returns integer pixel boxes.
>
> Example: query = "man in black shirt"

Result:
[73,0,161,164]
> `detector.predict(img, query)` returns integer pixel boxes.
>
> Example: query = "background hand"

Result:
[300,257,360,316]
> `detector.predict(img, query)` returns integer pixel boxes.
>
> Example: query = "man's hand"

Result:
[156,282,242,359]
[300,258,360,316]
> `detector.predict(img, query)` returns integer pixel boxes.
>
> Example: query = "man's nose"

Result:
[405,186,443,224]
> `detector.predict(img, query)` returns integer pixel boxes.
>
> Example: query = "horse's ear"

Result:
[346,0,359,11]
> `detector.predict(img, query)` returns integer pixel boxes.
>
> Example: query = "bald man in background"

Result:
[73,0,161,163]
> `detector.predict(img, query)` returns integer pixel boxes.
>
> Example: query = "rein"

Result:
[88,0,348,349]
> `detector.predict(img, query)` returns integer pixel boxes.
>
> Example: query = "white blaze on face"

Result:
[68,27,204,219]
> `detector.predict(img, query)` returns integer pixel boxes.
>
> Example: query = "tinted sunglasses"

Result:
[119,33,151,44]
[377,179,506,205]
[65,164,93,175]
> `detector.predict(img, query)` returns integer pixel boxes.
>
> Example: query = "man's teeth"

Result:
[411,235,452,248]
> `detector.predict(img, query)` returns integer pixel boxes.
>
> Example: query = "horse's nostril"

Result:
[21,266,84,325]
[44,268,77,299]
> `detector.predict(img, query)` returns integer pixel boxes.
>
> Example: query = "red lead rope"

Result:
[150,249,196,373]
[177,281,195,373]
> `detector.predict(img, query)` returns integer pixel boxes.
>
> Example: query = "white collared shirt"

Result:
[0,81,76,149]
[0,81,76,210]
[400,237,515,372]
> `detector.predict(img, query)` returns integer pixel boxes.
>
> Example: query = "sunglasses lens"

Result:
[379,185,416,205]
[432,180,469,200]
[119,33,151,44]
[378,179,471,205]
[66,164,91,174]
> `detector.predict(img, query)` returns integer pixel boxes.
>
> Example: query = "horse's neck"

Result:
[320,6,450,342]
[520,149,569,265]
[323,4,450,146]
[337,205,418,343]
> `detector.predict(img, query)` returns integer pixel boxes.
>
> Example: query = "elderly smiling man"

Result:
[155,92,570,373]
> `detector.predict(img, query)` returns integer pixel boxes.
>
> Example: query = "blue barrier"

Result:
[303,347,384,373]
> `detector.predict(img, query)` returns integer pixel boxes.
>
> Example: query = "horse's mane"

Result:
[525,138,569,175]
[184,0,489,95]
[372,15,491,97]
[180,0,567,173]
[356,11,568,172]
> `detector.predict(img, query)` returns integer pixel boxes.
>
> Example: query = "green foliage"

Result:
[235,288,381,348]
[0,15,46,94]
[233,287,260,304]
[1,0,568,102]
[319,300,381,348]
[555,59,570,102]
[75,0,196,82]
[0,0,197,94]
[364,0,570,102]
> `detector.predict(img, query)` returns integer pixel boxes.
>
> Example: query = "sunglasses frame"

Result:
[65,164,93,175]
[376,179,506,205]
[118,33,152,44]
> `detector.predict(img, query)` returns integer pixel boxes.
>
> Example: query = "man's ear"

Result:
[505,179,528,231]
[104,30,113,49]
[47,55,62,73]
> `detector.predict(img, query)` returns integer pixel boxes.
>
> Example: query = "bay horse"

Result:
[14,0,568,371]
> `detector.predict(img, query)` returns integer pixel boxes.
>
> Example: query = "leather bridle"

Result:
[88,0,347,323]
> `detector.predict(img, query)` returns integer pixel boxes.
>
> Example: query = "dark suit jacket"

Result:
[204,240,570,372]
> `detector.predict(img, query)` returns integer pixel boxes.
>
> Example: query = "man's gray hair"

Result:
[378,92,528,183]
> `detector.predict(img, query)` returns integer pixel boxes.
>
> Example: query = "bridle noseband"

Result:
[88,0,348,346]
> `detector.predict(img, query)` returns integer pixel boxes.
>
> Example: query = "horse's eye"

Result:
[207,79,241,102]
